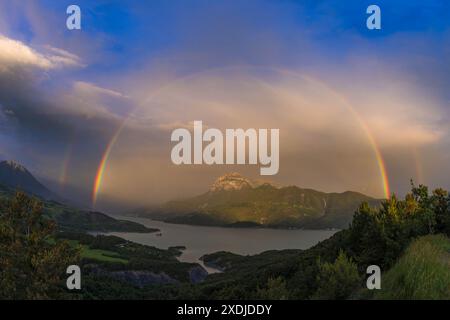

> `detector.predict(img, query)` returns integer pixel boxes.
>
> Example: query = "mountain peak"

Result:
[0,160,55,199]
[210,172,254,192]
[0,160,28,172]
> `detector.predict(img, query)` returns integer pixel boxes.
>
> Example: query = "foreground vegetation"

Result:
[0,183,155,233]
[374,235,450,299]
[0,182,449,299]
[0,192,80,299]
[193,183,450,299]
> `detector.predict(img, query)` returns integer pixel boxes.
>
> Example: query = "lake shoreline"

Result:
[121,214,342,231]
[104,215,337,274]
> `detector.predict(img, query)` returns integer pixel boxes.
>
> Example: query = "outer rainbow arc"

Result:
[59,143,72,188]
[91,66,392,208]
[59,131,78,191]
[412,146,424,185]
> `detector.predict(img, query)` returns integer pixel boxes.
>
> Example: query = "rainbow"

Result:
[91,67,392,207]
[256,69,391,198]
[281,71,391,198]
[59,144,72,188]
[357,119,391,198]
[412,146,424,185]
[92,122,127,207]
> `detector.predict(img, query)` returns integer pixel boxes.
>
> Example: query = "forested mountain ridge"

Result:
[0,161,154,233]
[137,173,382,229]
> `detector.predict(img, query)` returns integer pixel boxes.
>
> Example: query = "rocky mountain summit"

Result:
[209,172,277,192]
[209,172,254,192]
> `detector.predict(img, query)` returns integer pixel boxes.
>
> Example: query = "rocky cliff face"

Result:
[209,172,253,192]
[110,270,179,287]
[188,265,209,284]
[89,265,208,287]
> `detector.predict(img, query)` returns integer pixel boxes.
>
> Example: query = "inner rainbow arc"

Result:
[92,123,127,207]
[297,73,391,199]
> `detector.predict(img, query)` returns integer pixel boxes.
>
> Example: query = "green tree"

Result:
[0,192,80,299]
[256,276,289,300]
[430,188,450,236]
[410,183,437,235]
[348,202,387,268]
[313,250,361,300]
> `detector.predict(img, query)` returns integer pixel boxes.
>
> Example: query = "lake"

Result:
[107,216,337,273]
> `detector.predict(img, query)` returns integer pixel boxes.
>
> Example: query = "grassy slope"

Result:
[65,240,129,264]
[374,234,450,300]
[57,232,205,284]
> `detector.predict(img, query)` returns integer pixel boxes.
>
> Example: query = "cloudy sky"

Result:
[0,0,449,211]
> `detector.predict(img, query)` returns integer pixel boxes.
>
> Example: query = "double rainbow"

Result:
[90,67,391,208]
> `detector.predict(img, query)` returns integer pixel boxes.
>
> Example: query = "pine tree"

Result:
[0,191,80,299]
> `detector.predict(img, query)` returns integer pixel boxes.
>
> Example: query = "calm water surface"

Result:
[107,216,337,273]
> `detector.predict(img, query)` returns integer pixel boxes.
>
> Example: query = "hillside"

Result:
[373,234,450,299]
[56,232,208,290]
[138,173,381,229]
[0,183,155,233]
[0,160,56,199]
[0,161,155,233]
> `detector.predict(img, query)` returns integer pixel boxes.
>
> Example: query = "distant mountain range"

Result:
[0,160,155,233]
[136,172,382,229]
[0,160,57,200]
[0,161,382,230]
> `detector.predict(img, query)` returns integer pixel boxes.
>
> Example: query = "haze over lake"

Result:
[107,216,337,272]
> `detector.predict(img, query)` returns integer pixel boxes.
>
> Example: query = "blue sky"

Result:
[4,0,447,101]
[7,0,450,72]
[0,1,449,208]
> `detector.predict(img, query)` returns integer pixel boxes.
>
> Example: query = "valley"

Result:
[1,160,449,300]
[102,217,336,272]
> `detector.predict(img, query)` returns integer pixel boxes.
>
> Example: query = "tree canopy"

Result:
[0,192,80,299]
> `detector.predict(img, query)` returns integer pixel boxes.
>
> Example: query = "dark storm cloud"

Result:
[0,68,117,146]
[0,35,140,207]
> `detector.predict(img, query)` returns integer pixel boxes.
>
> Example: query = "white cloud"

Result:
[0,35,82,71]
[43,45,84,68]
[65,81,134,122]
[73,81,128,99]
